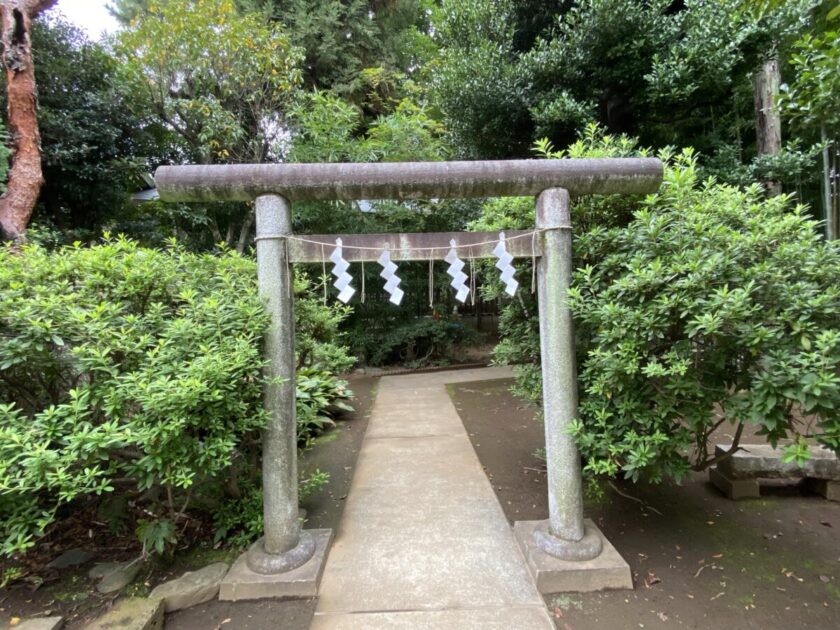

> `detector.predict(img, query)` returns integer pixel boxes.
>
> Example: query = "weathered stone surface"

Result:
[716,443,840,480]
[46,548,93,569]
[314,369,551,629]
[254,195,305,560]
[15,617,63,630]
[149,562,228,612]
[709,466,761,500]
[92,559,144,594]
[311,608,554,629]
[219,529,331,601]
[84,598,163,630]
[88,562,120,580]
[514,519,633,594]
[156,158,664,203]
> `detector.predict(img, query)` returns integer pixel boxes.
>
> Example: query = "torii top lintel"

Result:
[154,158,663,203]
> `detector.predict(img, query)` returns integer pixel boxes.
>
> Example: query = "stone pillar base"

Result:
[513,519,632,594]
[219,529,332,601]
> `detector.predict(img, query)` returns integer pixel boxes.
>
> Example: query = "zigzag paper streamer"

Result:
[377,247,404,305]
[330,238,355,303]
[444,239,470,303]
[492,231,519,297]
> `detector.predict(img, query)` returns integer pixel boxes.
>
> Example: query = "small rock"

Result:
[84,598,163,630]
[88,562,121,580]
[149,562,229,612]
[15,618,63,630]
[47,548,93,570]
[94,559,144,594]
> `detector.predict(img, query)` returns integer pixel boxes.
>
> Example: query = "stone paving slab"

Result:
[313,367,553,629]
[310,607,554,629]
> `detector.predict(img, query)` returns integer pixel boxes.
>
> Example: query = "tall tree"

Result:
[0,0,58,242]
[433,0,812,163]
[28,14,172,239]
[109,0,437,119]
[115,0,302,249]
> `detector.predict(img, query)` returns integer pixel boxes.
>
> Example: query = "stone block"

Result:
[513,519,633,594]
[15,617,63,630]
[219,529,332,601]
[149,562,229,612]
[709,466,761,500]
[92,559,144,594]
[46,548,93,570]
[715,443,840,480]
[805,478,840,502]
[84,598,163,630]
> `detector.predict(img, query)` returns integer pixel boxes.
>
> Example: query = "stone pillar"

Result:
[533,188,602,561]
[247,194,315,574]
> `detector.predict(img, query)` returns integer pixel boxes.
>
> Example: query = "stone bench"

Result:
[709,443,840,501]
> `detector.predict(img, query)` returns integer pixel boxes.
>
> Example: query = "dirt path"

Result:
[450,377,840,630]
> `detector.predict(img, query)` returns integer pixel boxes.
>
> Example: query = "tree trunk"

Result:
[822,127,835,241]
[753,56,782,197]
[0,0,57,242]
[235,208,255,253]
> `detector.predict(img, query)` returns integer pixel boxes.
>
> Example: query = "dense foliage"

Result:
[0,239,351,557]
[0,0,836,569]
[477,130,840,483]
[111,0,438,118]
[571,154,840,481]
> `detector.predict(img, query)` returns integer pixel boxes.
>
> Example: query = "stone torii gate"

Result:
[156,158,663,597]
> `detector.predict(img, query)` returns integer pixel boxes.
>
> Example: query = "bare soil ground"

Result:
[449,377,840,630]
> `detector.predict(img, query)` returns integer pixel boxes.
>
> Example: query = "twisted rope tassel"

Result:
[492,231,519,297]
[330,238,355,303]
[445,239,470,303]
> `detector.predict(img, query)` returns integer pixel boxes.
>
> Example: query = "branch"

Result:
[693,421,745,471]
[30,1,59,17]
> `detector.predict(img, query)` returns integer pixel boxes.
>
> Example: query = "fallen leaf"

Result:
[645,571,662,587]
[819,575,830,583]
[820,521,832,528]
[657,612,669,621]
[712,553,724,559]
[554,607,563,618]
[9,619,20,627]
[710,592,725,601]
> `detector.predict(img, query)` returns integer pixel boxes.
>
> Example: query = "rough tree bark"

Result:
[0,0,58,242]
[753,55,782,197]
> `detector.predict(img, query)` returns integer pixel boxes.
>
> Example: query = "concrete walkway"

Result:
[311,367,553,629]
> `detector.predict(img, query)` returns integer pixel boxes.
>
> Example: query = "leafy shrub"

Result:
[296,367,354,447]
[212,468,329,548]
[365,318,481,368]
[476,128,840,484]
[0,238,351,557]
[569,152,840,481]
